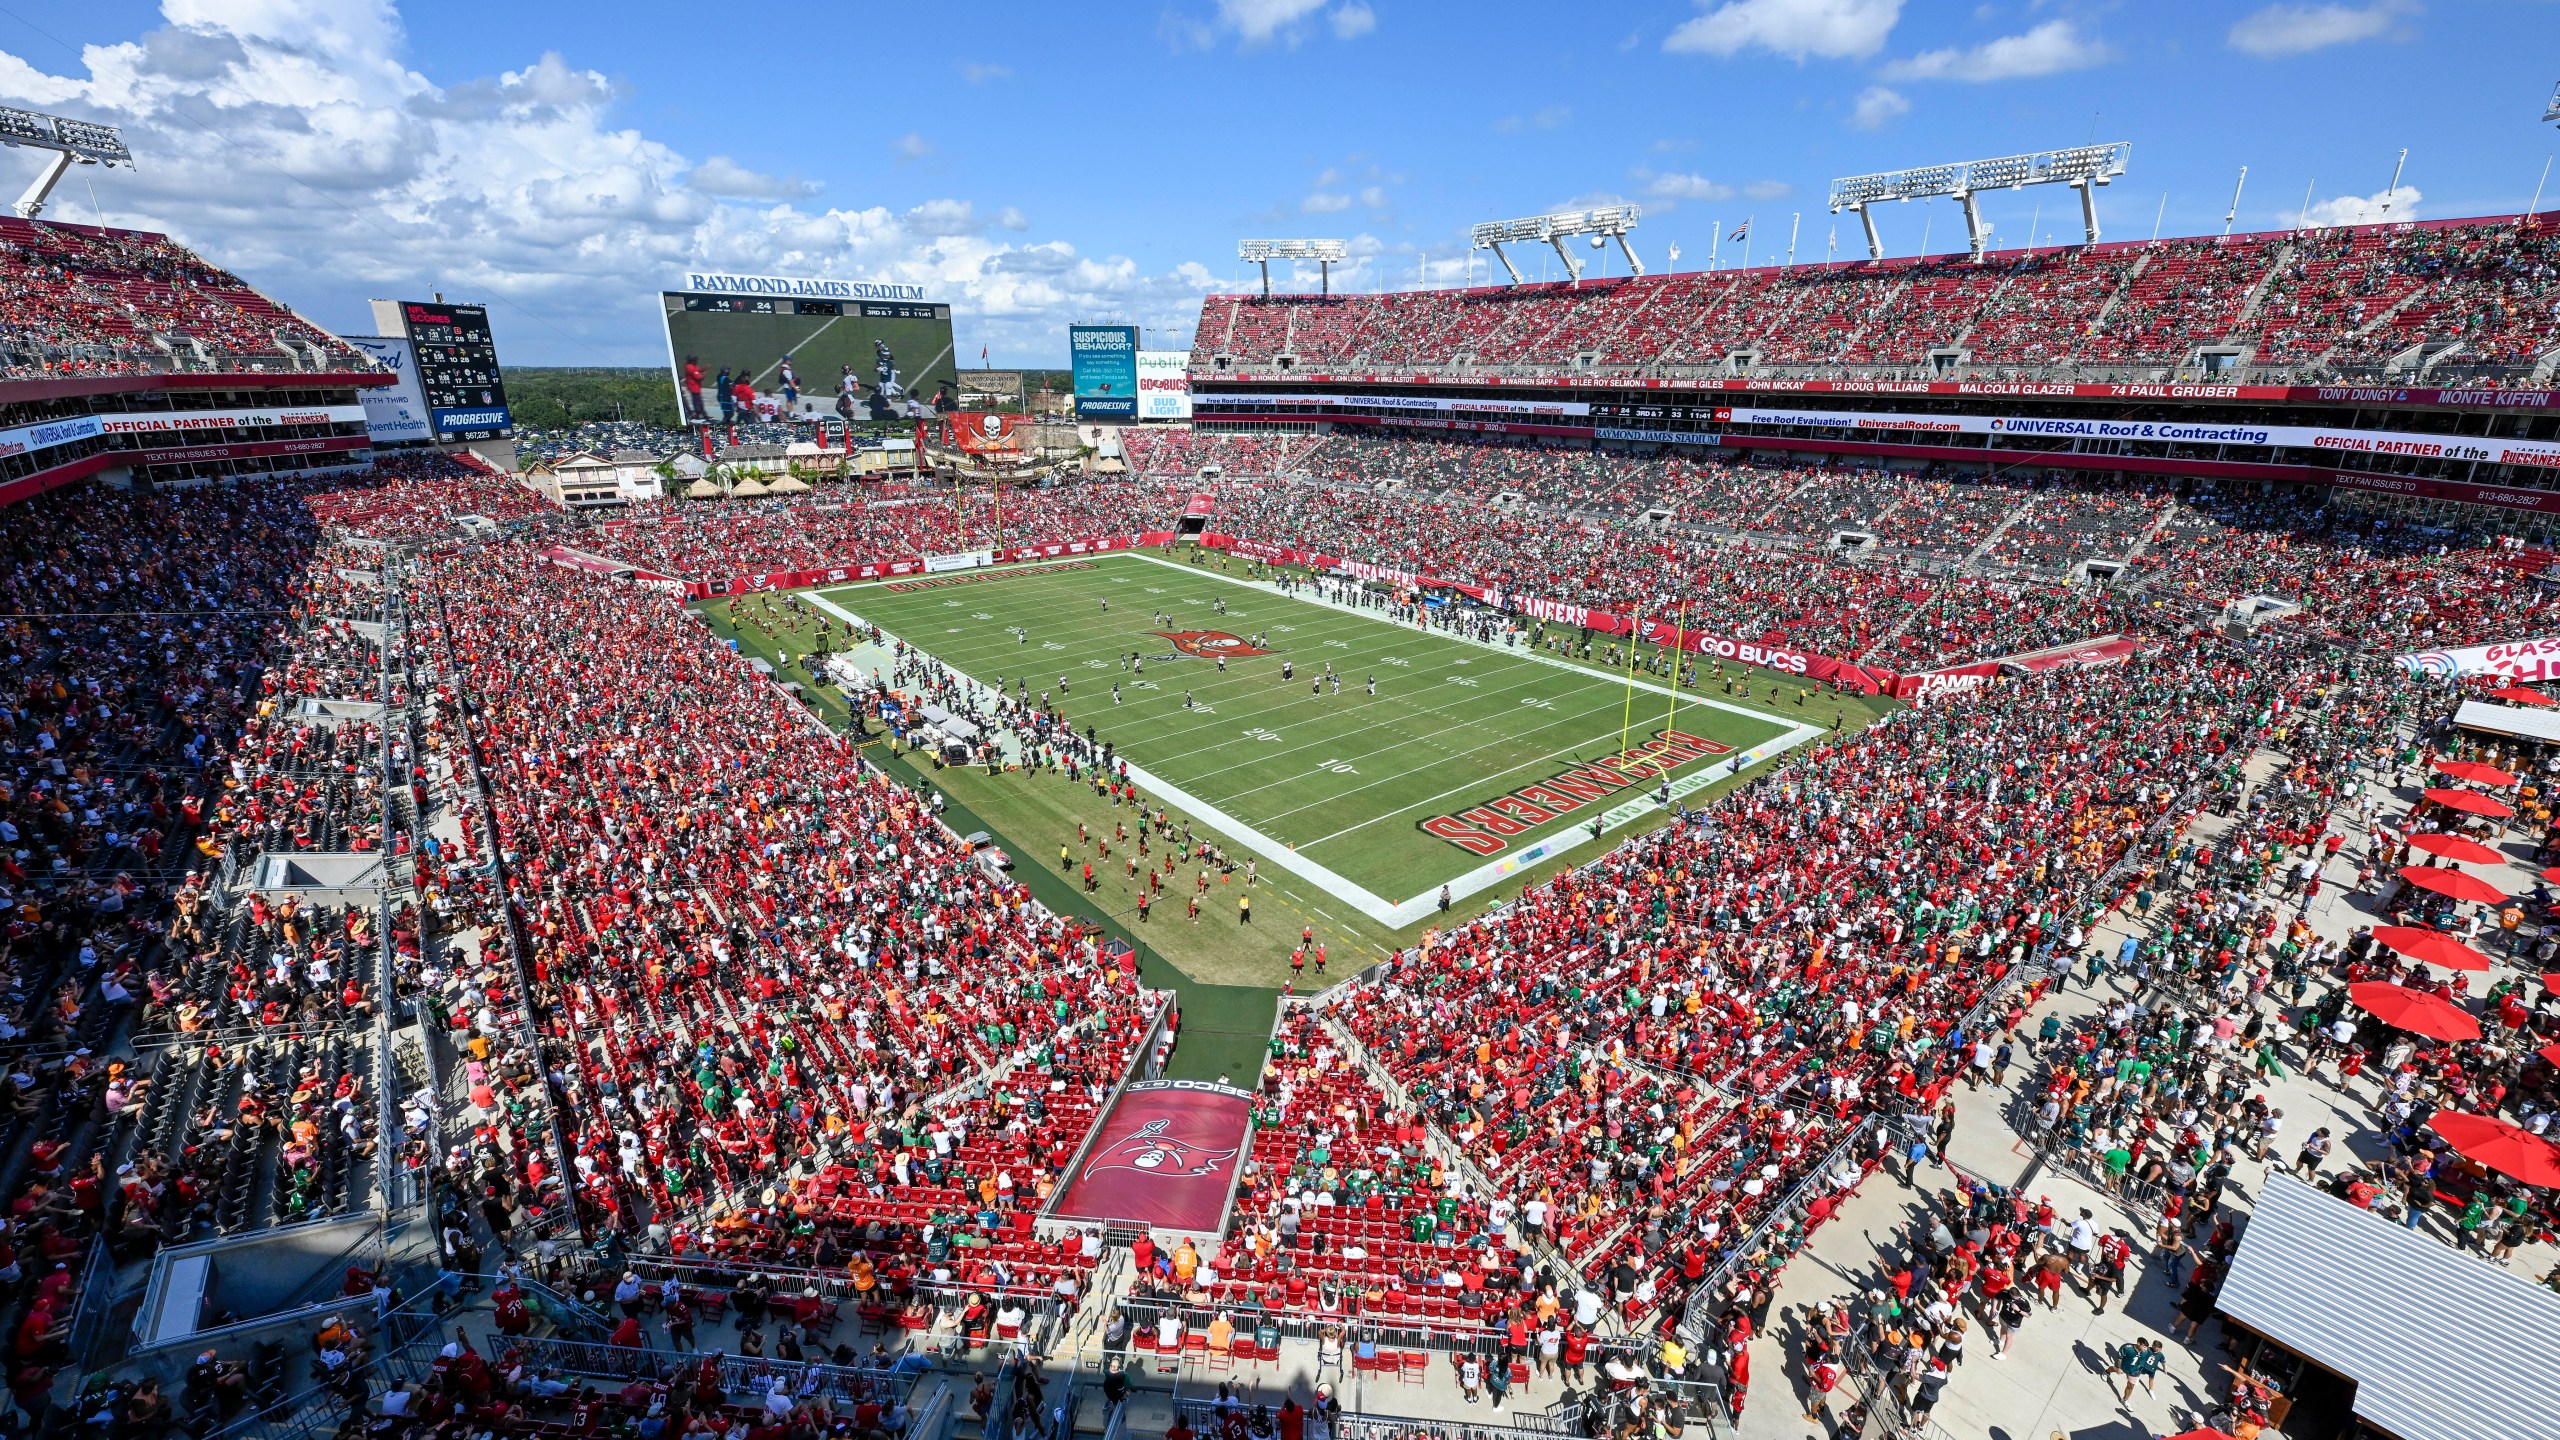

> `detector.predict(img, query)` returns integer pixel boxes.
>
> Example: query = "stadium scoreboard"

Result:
[662,272,958,426]
[368,298,513,442]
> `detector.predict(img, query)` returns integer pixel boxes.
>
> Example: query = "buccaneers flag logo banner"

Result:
[1080,1118,1237,1180]
[1155,630,1271,658]
[1050,1081,1254,1230]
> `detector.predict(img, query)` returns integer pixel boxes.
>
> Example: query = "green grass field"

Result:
[700,548,1896,1078]
[804,550,1821,928]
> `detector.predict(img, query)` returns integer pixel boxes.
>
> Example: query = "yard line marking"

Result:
[806,552,1832,925]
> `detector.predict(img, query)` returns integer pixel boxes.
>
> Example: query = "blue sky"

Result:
[3,0,2556,366]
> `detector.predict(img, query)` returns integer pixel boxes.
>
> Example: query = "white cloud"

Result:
[1494,105,1573,133]
[1664,0,1903,61]
[0,0,1218,364]
[1744,179,1792,200]
[1881,19,2114,81]
[960,61,1012,82]
[1848,84,1909,129]
[1644,172,1736,202]
[1329,3,1377,39]
[892,132,935,162]
[1358,185,1389,207]
[2300,185,2420,227]
[1302,192,1352,212]
[2227,1,2411,57]
[1218,0,1331,45]
[688,156,820,199]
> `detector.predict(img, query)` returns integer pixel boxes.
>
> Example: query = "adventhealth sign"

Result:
[677,272,930,302]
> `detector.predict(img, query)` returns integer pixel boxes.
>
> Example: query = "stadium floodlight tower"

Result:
[1238,239,1349,297]
[0,106,134,220]
[1470,206,1642,285]
[1828,142,2130,262]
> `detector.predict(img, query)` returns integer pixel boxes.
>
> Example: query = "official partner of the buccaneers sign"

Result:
[1422,728,1731,855]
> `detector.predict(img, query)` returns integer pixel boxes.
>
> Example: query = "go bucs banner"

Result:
[1047,1080,1254,1233]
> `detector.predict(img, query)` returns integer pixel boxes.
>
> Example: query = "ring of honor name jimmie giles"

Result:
[1421,728,1731,855]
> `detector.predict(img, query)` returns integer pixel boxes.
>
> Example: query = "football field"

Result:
[807,550,1824,927]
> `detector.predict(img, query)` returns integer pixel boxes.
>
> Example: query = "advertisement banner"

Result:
[342,336,434,445]
[1204,390,1592,418]
[948,413,1023,453]
[127,435,372,466]
[95,405,367,436]
[1070,324,1140,420]
[1047,1080,1255,1231]
[1137,349,1193,420]
[678,534,1165,598]
[1887,635,2144,698]
[0,413,102,460]
[1719,405,2513,463]
[1198,373,2560,410]
[1596,426,1719,446]
[1195,536,1898,694]
[2395,635,2560,682]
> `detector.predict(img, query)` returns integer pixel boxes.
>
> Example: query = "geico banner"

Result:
[1137,350,1193,420]
[1722,406,2519,463]
[2396,635,2560,682]
[97,405,368,436]
[1205,391,1592,418]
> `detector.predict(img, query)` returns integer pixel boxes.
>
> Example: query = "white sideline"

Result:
[799,553,1831,929]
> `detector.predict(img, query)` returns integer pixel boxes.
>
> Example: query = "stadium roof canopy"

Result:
[2216,1173,2560,1440]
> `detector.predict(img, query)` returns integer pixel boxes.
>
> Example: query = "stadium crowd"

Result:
[1192,215,2560,382]
[0,218,352,375]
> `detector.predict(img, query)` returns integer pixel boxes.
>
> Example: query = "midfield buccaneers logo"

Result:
[1153,630,1271,659]
[1080,1119,1238,1181]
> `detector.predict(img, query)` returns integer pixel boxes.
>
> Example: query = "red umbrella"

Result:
[2543,866,2560,885]
[2348,981,2484,1042]
[2427,1111,2560,1188]
[2405,832,2504,865]
[2433,759,2519,785]
[2545,972,2560,995]
[2369,925,2492,972]
[2540,1042,2560,1069]
[2489,684,2556,705]
[2396,865,2512,906]
[2420,787,2516,818]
